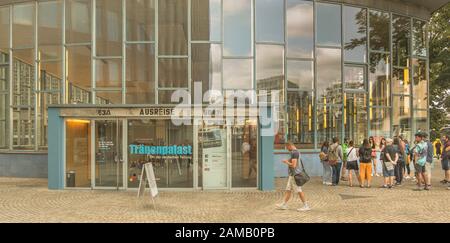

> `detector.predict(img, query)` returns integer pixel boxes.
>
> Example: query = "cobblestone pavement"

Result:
[1,162,449,223]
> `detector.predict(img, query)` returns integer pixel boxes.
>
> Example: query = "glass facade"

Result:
[0,0,429,152]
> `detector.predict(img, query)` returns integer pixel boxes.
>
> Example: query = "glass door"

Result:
[94,120,124,189]
[198,122,229,189]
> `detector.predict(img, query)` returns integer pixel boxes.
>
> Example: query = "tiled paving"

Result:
[0,162,449,222]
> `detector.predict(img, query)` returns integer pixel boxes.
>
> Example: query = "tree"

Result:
[429,3,450,138]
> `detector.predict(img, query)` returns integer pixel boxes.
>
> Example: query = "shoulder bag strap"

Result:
[299,159,307,173]
[347,147,354,158]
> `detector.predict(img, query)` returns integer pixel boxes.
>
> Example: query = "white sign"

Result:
[138,163,158,199]
[202,128,227,188]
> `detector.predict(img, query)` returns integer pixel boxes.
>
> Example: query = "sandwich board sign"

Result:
[137,163,158,206]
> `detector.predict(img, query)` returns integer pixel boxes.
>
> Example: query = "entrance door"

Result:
[94,120,124,189]
[198,123,229,189]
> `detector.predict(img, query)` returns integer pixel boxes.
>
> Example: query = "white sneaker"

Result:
[297,205,311,212]
[276,203,288,210]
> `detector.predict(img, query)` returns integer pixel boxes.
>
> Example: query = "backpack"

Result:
[361,147,372,162]
[416,143,428,166]
[328,145,340,165]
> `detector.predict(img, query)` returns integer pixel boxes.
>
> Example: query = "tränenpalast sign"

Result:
[129,144,193,156]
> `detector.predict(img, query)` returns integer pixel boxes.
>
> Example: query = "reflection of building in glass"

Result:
[0,0,438,185]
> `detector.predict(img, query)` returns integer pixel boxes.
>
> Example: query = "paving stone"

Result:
[0,161,449,222]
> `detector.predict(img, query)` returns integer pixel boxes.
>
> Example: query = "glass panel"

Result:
[128,119,193,188]
[96,59,121,89]
[13,4,34,48]
[126,0,155,41]
[95,120,123,187]
[255,0,284,43]
[65,119,91,187]
[66,0,91,43]
[0,52,9,91]
[287,60,313,90]
[0,93,8,148]
[12,107,35,149]
[158,58,188,88]
[369,10,389,52]
[286,0,313,58]
[67,45,91,104]
[0,7,10,50]
[369,53,390,106]
[316,3,341,46]
[38,61,62,147]
[412,58,427,109]
[40,61,62,85]
[344,66,365,90]
[96,0,122,56]
[192,0,221,41]
[345,93,367,146]
[369,107,391,138]
[343,6,367,63]
[223,59,252,90]
[317,104,343,147]
[39,92,60,148]
[158,0,188,55]
[158,89,187,104]
[316,48,341,104]
[95,90,121,104]
[231,121,257,187]
[192,43,222,99]
[413,109,427,133]
[38,1,62,46]
[199,124,227,188]
[39,45,62,61]
[12,49,34,107]
[287,90,314,149]
[413,20,427,57]
[393,95,411,138]
[126,44,155,104]
[256,45,284,104]
[393,67,410,95]
[392,15,410,67]
[223,0,251,56]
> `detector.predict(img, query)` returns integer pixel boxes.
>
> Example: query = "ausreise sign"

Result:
[59,107,177,118]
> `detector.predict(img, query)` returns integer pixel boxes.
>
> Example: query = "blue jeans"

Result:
[331,163,342,185]
[322,161,332,184]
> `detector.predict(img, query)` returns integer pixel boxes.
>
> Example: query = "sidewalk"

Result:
[0,161,449,222]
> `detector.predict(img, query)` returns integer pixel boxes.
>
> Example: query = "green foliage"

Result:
[429,3,450,134]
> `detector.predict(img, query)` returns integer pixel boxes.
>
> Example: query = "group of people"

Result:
[276,132,450,212]
[319,132,450,191]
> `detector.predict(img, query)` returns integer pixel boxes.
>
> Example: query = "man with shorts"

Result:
[276,141,311,211]
[414,132,428,190]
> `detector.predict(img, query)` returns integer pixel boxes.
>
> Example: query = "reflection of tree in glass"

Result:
[392,16,410,66]
[344,8,367,53]
[345,10,390,72]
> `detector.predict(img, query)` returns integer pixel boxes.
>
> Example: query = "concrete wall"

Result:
[0,153,48,178]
